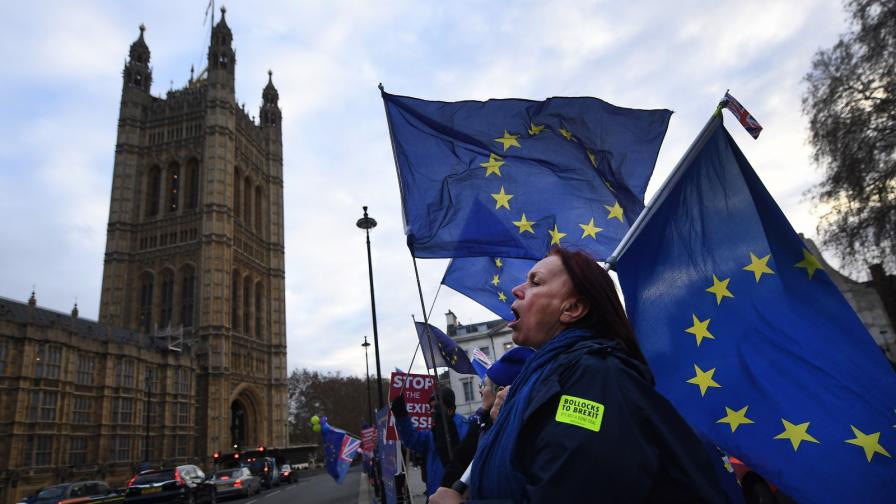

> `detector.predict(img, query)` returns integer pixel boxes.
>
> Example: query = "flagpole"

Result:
[605,109,724,269]
[409,255,456,460]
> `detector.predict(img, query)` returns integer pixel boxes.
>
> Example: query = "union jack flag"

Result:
[471,348,493,380]
[340,435,361,463]
[723,92,763,139]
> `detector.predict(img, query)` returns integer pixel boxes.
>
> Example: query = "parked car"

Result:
[124,465,216,503]
[32,481,122,504]
[277,464,297,484]
[247,456,279,490]
[211,467,260,499]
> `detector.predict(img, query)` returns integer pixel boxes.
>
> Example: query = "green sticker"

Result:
[555,395,604,432]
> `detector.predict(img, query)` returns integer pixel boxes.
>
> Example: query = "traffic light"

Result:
[212,451,220,463]
[258,445,265,453]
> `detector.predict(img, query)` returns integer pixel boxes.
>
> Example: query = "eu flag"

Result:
[615,116,896,503]
[323,427,361,484]
[383,91,671,259]
[415,321,476,375]
[441,256,535,321]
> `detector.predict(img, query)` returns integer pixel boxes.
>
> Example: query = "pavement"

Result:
[357,465,427,504]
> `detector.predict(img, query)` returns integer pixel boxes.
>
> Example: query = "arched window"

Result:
[231,270,240,330]
[255,185,263,232]
[243,177,252,227]
[138,272,154,333]
[242,276,251,334]
[159,269,174,328]
[233,168,241,219]
[180,265,195,328]
[186,159,199,210]
[167,162,180,212]
[255,282,264,339]
[147,166,161,217]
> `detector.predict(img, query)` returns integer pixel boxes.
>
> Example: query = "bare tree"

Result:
[287,368,389,444]
[803,0,895,274]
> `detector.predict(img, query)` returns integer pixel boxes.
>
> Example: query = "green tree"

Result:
[803,0,895,273]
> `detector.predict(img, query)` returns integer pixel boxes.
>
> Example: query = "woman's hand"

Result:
[429,487,464,504]
[490,385,511,422]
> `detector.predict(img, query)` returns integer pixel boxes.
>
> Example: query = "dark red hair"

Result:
[550,247,648,366]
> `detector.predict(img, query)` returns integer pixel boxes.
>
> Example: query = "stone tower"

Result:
[98,8,288,460]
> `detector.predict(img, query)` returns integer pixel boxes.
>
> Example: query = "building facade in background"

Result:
[0,10,288,501]
[443,311,516,416]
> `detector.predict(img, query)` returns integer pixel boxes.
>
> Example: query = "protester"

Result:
[438,346,534,489]
[392,387,469,498]
[431,247,732,503]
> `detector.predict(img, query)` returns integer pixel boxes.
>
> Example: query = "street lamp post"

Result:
[357,206,384,410]
[362,336,373,425]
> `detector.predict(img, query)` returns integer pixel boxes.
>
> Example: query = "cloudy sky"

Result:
[0,0,849,377]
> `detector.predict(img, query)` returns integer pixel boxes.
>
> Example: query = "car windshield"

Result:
[133,470,176,485]
[215,470,243,479]
[37,486,67,498]
[281,465,290,470]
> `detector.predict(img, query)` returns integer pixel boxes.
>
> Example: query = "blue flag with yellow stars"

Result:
[383,91,671,259]
[615,116,896,503]
[415,321,477,375]
[442,256,535,321]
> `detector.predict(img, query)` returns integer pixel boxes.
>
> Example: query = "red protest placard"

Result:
[387,372,435,441]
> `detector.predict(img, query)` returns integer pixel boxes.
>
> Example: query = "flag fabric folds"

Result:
[383,91,671,259]
[441,256,535,321]
[722,92,762,139]
[415,321,476,375]
[615,116,896,503]
[323,427,361,484]
[471,347,493,380]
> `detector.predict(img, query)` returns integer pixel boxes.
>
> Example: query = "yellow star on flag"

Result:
[579,218,603,239]
[603,179,615,193]
[686,364,721,397]
[494,130,520,151]
[558,127,576,142]
[795,248,822,279]
[491,186,513,210]
[845,425,892,462]
[604,201,624,222]
[587,150,597,168]
[491,274,500,286]
[527,122,545,136]
[717,406,754,432]
[743,252,775,282]
[685,314,715,346]
[498,291,507,302]
[774,419,820,451]
[706,275,734,305]
[548,224,567,245]
[495,258,502,268]
[512,213,535,234]
[480,153,505,177]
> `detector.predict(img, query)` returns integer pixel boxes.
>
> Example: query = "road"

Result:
[219,466,362,504]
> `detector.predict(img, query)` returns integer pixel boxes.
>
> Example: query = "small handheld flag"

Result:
[471,347,493,380]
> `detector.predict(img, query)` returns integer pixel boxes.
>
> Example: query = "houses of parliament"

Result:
[0,9,288,501]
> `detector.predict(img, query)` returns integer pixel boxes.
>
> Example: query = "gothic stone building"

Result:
[0,11,288,501]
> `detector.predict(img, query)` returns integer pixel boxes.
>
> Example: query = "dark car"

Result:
[247,457,279,490]
[277,464,297,484]
[124,465,216,503]
[211,467,260,499]
[32,481,122,504]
